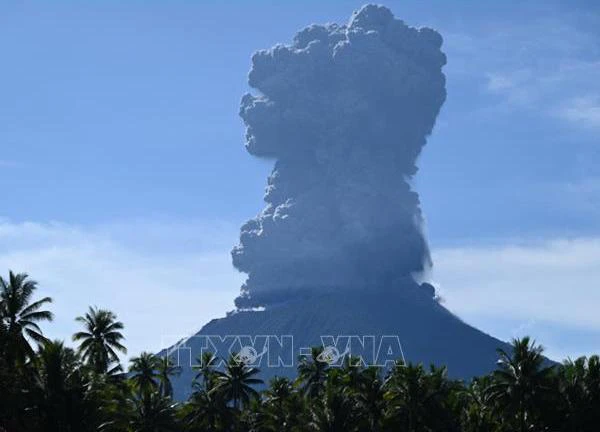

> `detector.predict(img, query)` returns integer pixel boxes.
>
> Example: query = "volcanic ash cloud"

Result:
[232,4,447,308]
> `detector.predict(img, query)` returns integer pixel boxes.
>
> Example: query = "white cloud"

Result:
[443,13,600,131]
[0,220,244,360]
[559,96,600,129]
[434,237,600,326]
[481,60,600,129]
[432,237,600,358]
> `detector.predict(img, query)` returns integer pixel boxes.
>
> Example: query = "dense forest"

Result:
[1,271,599,432]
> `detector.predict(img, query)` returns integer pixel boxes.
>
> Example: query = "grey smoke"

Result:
[232,4,446,308]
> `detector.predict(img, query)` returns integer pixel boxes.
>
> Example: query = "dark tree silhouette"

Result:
[130,352,161,399]
[0,271,53,364]
[297,346,329,398]
[212,354,263,410]
[487,337,554,432]
[157,355,182,399]
[73,306,126,374]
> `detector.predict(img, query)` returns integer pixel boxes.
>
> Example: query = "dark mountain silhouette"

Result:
[166,283,508,401]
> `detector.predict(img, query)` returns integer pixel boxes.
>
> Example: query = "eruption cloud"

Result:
[232,5,447,308]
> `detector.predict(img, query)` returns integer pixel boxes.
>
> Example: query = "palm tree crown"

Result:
[129,352,161,398]
[487,336,554,432]
[72,306,126,374]
[157,355,181,398]
[0,271,53,363]
[192,351,218,391]
[297,346,329,398]
[213,354,263,409]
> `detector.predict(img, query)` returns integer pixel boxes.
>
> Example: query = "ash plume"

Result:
[232,4,447,308]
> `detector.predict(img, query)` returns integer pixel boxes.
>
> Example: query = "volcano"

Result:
[165,4,508,400]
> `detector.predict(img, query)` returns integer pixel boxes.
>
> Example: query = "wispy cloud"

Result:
[0,219,243,359]
[483,60,600,130]
[432,237,600,359]
[558,96,600,129]
[443,11,600,130]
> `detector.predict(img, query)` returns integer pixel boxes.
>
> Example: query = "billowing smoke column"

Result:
[232,5,446,308]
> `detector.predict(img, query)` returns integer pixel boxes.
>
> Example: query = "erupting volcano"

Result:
[167,4,506,400]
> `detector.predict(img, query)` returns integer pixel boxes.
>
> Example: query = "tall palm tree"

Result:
[31,340,88,431]
[297,346,329,398]
[72,306,126,374]
[192,351,218,391]
[0,271,53,364]
[129,352,160,398]
[487,337,554,432]
[156,355,181,398]
[212,354,263,410]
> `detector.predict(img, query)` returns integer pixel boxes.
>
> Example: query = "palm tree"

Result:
[72,306,126,374]
[297,346,329,398]
[156,355,181,398]
[192,351,218,391]
[0,271,53,364]
[130,352,160,398]
[212,354,263,410]
[264,376,293,410]
[383,363,459,432]
[309,383,359,432]
[487,337,554,432]
[355,367,386,431]
[128,391,179,432]
[182,385,234,432]
[260,376,306,431]
[86,371,133,432]
[580,355,600,427]
[459,376,499,432]
[557,355,600,431]
[31,340,88,431]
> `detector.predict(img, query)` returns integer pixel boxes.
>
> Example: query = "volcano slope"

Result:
[167,285,506,400]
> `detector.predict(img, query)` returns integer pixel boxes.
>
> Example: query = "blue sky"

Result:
[1,0,600,360]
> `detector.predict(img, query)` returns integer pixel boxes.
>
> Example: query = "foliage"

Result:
[73,306,127,374]
[0,271,53,365]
